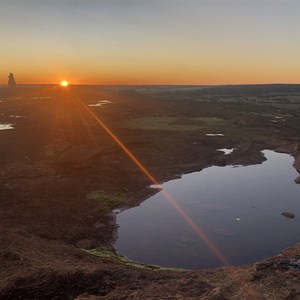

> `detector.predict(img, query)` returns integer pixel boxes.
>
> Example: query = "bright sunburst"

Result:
[60,80,69,87]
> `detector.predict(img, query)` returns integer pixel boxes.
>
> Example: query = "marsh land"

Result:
[0,84,299,299]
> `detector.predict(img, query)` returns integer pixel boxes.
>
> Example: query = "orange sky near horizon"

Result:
[1,1,300,85]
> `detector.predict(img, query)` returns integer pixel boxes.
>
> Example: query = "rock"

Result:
[293,154,300,174]
[279,259,300,271]
[8,73,16,87]
[281,212,295,219]
[295,177,300,184]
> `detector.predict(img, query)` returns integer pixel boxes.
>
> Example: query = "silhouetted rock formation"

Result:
[8,73,16,87]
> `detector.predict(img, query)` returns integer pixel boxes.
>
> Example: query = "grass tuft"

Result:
[87,191,126,211]
[82,247,186,271]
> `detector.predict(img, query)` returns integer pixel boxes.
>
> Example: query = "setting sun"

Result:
[60,80,69,87]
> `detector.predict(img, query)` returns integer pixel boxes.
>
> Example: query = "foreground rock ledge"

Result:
[1,238,300,300]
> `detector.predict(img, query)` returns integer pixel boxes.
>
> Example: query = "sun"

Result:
[60,80,69,87]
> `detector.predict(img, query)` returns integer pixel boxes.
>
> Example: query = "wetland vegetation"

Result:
[0,84,299,299]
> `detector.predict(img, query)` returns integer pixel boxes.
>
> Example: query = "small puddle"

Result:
[206,133,224,136]
[10,115,23,118]
[217,148,234,155]
[0,124,14,130]
[88,100,113,107]
[32,97,53,100]
[116,150,300,269]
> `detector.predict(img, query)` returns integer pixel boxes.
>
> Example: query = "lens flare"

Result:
[74,94,231,267]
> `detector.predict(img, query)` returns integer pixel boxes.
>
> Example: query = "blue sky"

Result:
[1,0,299,84]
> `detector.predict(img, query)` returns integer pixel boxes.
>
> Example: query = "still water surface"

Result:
[116,150,300,269]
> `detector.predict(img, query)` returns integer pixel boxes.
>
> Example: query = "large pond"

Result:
[116,150,300,269]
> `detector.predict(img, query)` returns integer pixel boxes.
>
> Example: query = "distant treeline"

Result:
[195,84,300,96]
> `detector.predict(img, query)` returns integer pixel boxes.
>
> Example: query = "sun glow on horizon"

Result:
[60,80,69,87]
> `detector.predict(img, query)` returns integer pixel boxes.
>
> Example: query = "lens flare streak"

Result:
[75,94,230,267]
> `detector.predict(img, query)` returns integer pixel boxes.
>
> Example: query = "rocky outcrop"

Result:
[8,73,16,87]
[294,154,300,174]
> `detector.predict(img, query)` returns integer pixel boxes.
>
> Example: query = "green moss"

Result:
[120,116,228,131]
[82,248,185,271]
[87,191,125,211]
[121,115,271,143]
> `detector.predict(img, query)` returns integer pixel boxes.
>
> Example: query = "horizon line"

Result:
[1,82,300,87]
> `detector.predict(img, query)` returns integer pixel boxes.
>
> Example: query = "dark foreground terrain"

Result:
[0,85,299,299]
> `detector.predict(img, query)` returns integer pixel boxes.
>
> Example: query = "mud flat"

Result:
[0,85,299,299]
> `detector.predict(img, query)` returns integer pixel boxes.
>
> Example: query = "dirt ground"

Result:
[0,85,299,299]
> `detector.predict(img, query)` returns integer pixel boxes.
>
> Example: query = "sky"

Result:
[0,0,300,85]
